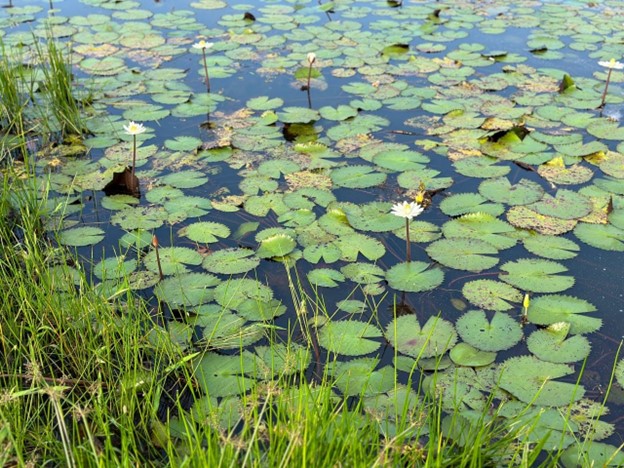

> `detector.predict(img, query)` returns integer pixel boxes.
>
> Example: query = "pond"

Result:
[2,0,624,463]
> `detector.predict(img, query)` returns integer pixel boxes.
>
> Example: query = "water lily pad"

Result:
[201,248,259,275]
[155,272,220,307]
[498,355,584,407]
[278,106,320,123]
[439,193,504,217]
[307,268,345,288]
[93,256,137,280]
[330,359,394,397]
[386,261,444,293]
[499,258,574,293]
[507,205,577,235]
[386,315,457,359]
[213,278,273,310]
[573,223,624,251]
[335,232,385,261]
[455,296,517,352]
[318,320,382,357]
[160,170,208,189]
[527,323,591,364]
[143,247,203,276]
[449,343,496,367]
[179,222,230,244]
[426,237,499,272]
[478,177,544,205]
[194,352,256,397]
[462,279,522,311]
[523,235,580,260]
[442,213,516,249]
[527,295,601,334]
[340,262,385,285]
[58,226,105,247]
[454,156,510,179]
[529,189,593,220]
[331,165,386,189]
[561,442,624,468]
[256,234,297,258]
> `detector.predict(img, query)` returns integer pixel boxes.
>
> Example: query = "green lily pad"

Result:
[478,177,544,205]
[318,320,382,357]
[574,223,624,251]
[201,248,260,275]
[498,355,585,407]
[194,352,256,398]
[454,156,510,179]
[256,234,297,258]
[507,205,577,235]
[527,295,601,334]
[449,343,496,367]
[179,222,230,244]
[386,261,444,293]
[213,278,273,310]
[143,247,203,276]
[523,235,580,260]
[561,442,624,468]
[529,189,593,220]
[439,193,504,217]
[462,279,522,311]
[93,256,137,280]
[331,165,386,189]
[330,359,394,397]
[442,213,516,249]
[154,272,220,307]
[527,323,591,364]
[277,106,320,123]
[386,315,457,359]
[456,310,523,352]
[307,268,345,288]
[499,258,575,293]
[426,237,499,272]
[160,170,208,189]
[58,226,105,247]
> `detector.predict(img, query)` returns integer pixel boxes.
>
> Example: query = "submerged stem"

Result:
[131,134,136,178]
[307,63,313,90]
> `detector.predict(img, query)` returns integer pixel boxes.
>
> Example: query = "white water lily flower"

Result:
[123,121,146,136]
[598,58,624,70]
[307,52,316,64]
[192,40,214,50]
[391,201,424,220]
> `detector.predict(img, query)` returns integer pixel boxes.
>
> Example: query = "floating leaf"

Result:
[527,295,601,334]
[426,237,499,272]
[499,259,574,293]
[386,261,444,293]
[523,235,580,260]
[442,213,516,249]
[58,226,105,247]
[507,205,577,235]
[143,247,203,276]
[318,320,382,357]
[256,234,297,258]
[498,356,584,407]
[439,193,504,217]
[449,343,496,367]
[213,278,273,310]
[179,222,230,244]
[155,272,220,307]
[527,323,591,363]
[343,203,403,233]
[307,268,345,288]
[573,223,624,251]
[330,359,394,397]
[462,279,522,311]
[453,156,510,179]
[201,248,259,275]
[277,106,320,123]
[331,165,386,189]
[456,310,523,352]
[340,262,385,285]
[194,352,256,398]
[478,177,544,206]
[529,189,593,220]
[561,442,624,468]
[160,170,208,189]
[386,315,457,359]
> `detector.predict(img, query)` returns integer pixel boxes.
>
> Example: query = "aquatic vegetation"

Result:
[2,0,624,465]
[598,59,624,108]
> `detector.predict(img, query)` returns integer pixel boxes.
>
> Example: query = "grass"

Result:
[0,169,619,467]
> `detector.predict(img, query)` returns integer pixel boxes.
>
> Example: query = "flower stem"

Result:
[131,134,136,178]
[202,49,210,92]
[600,68,612,108]
[307,63,313,90]
[405,218,411,263]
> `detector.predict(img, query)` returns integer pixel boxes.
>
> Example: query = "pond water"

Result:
[3,0,624,459]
